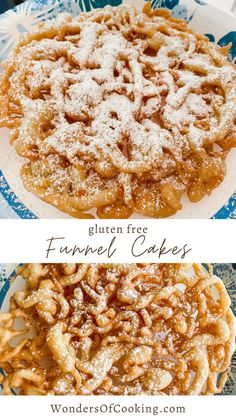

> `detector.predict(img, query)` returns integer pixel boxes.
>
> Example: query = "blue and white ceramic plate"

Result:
[0,0,235,219]
[0,263,236,394]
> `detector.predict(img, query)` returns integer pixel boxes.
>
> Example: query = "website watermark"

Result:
[50,403,186,416]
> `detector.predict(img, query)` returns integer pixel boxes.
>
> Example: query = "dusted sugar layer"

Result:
[0,3,236,218]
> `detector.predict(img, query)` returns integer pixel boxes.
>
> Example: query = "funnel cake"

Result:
[0,263,235,395]
[0,3,236,218]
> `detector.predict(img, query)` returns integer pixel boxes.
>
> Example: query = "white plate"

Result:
[0,0,235,219]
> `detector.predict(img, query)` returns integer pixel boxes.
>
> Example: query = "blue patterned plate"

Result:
[0,0,235,219]
[0,263,236,394]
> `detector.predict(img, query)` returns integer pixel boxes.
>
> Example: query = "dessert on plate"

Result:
[0,2,236,218]
[0,263,235,395]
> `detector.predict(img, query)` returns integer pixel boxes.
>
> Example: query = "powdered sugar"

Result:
[2,3,236,218]
[15,8,236,164]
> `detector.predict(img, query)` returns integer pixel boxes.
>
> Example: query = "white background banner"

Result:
[0,395,234,418]
[0,219,235,262]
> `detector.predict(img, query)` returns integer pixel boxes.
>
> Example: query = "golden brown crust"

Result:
[0,263,235,395]
[0,3,236,218]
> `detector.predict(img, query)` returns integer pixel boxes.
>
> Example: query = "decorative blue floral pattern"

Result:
[0,171,37,219]
[205,32,236,62]
[76,0,122,12]
[0,1,62,61]
[150,0,179,10]
[0,0,235,219]
[171,4,188,19]
[193,0,206,5]
[149,0,205,18]
[218,32,236,62]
